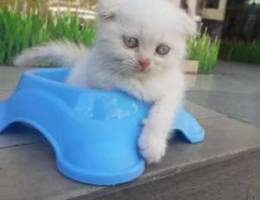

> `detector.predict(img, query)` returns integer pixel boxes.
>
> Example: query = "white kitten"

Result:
[14,0,196,163]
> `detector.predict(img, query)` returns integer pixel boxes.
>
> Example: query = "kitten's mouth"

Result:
[135,65,150,73]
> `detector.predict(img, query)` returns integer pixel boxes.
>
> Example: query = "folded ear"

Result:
[167,0,182,7]
[167,0,197,36]
[179,9,197,37]
[97,0,124,20]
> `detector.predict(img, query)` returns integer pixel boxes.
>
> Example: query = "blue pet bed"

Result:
[0,68,205,185]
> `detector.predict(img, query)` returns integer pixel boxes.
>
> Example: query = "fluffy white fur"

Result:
[14,0,196,163]
[175,0,200,21]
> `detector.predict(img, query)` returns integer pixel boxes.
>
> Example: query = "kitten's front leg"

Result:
[114,77,182,163]
[139,97,180,163]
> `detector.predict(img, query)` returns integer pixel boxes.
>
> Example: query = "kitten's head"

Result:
[96,0,196,76]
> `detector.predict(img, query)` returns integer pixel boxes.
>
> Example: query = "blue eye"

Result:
[123,36,139,48]
[156,44,171,55]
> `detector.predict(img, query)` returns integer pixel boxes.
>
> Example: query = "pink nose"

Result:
[138,59,150,71]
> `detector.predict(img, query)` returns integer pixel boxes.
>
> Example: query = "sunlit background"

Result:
[0,0,97,19]
[0,0,259,67]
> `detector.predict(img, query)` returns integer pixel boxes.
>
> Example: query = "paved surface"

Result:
[187,61,260,127]
[0,63,259,200]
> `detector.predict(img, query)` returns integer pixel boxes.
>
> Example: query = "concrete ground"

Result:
[0,62,259,200]
[187,61,260,127]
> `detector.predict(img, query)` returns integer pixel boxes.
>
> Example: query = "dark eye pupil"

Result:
[123,36,138,48]
[156,45,170,55]
[128,38,135,46]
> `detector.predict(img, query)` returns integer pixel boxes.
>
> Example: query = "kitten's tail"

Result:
[14,40,87,68]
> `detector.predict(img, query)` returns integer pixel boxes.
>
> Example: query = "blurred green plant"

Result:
[187,32,220,73]
[220,41,260,65]
[0,4,96,65]
[0,3,222,71]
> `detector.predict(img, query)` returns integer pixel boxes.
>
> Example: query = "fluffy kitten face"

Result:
[96,0,195,76]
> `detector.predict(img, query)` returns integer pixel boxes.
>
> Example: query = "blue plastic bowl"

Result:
[0,68,205,185]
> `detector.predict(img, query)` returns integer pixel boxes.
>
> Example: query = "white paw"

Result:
[138,131,167,164]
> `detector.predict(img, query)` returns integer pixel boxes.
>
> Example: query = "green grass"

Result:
[0,5,96,65]
[220,41,260,65]
[0,4,221,71]
[187,32,220,73]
